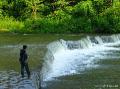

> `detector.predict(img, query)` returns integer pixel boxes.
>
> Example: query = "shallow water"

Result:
[1,33,120,89]
[0,33,84,89]
[0,70,37,89]
[41,34,120,89]
[43,48,120,89]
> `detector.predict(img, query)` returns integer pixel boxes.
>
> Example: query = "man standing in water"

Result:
[19,45,30,78]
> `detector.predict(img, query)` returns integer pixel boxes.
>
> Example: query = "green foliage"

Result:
[92,0,104,14]
[23,18,68,33]
[92,16,110,33]
[95,1,120,33]
[0,1,3,17]
[1,0,27,20]
[0,17,24,32]
[0,0,120,34]
[72,1,96,18]
[25,0,44,19]
[66,18,92,33]
[23,13,92,34]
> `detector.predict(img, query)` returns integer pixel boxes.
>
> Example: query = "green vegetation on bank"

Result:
[0,0,120,33]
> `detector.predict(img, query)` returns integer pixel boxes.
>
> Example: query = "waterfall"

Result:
[40,34,120,88]
[40,41,66,85]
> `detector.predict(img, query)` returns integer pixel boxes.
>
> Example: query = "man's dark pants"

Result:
[20,62,30,77]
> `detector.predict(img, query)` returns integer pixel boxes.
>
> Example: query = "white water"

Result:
[41,34,120,83]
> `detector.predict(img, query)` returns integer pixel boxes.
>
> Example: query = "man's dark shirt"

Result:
[19,49,28,63]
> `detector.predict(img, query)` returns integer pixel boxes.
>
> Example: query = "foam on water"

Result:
[41,34,120,82]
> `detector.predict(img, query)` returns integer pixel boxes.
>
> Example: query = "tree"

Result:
[0,0,3,17]
[0,0,28,20]
[73,0,96,17]
[25,0,44,19]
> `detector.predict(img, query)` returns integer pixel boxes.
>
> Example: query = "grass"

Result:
[0,17,24,32]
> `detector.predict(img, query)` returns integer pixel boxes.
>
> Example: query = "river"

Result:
[0,33,120,89]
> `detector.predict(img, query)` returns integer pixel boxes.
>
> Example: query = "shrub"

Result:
[0,17,24,32]
[72,1,96,18]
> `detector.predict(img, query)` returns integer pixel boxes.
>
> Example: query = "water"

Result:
[41,34,120,89]
[0,33,83,89]
[1,34,120,89]
[0,44,44,89]
[0,70,39,89]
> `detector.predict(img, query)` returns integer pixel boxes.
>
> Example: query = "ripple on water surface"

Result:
[0,70,38,89]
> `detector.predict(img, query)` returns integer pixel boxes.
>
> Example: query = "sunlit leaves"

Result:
[73,1,96,17]
[25,0,44,19]
[0,0,3,17]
